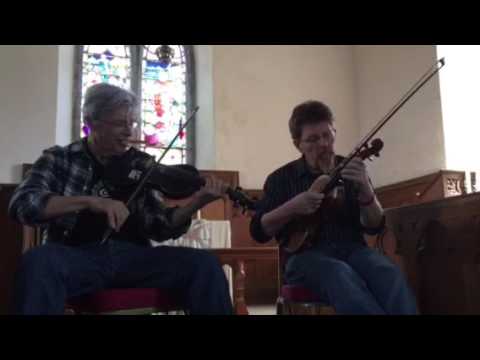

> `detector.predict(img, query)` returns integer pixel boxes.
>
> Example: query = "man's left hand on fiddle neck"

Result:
[340,157,384,229]
[339,157,373,196]
[192,176,228,206]
[169,176,228,227]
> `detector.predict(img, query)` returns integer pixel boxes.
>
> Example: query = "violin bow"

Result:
[323,58,446,195]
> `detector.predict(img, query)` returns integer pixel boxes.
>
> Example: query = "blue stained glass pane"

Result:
[80,45,131,138]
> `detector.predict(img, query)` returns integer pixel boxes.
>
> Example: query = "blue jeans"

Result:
[13,240,233,315]
[284,240,418,315]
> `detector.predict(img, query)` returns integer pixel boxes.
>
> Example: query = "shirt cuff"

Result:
[362,215,386,235]
[250,213,272,243]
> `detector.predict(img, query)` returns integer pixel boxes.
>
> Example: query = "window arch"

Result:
[73,45,196,165]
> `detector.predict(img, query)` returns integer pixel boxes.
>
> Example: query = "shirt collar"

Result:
[70,138,86,154]
[68,138,96,164]
[294,154,344,179]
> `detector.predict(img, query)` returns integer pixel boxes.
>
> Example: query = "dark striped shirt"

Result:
[250,155,384,247]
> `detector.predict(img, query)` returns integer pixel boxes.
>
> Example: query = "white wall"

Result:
[0,45,59,183]
[437,45,480,173]
[194,45,216,170]
[353,45,446,188]
[55,45,75,147]
[211,45,357,189]
[0,45,448,191]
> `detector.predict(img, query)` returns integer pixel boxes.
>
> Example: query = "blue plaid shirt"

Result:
[8,139,191,245]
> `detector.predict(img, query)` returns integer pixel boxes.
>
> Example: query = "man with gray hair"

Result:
[9,83,233,315]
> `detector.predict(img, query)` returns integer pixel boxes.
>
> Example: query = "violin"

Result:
[282,58,446,254]
[283,139,383,253]
[102,149,256,211]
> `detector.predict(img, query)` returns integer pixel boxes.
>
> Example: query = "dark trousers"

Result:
[13,240,233,315]
[284,239,418,315]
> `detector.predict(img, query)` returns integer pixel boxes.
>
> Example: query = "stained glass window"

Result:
[140,45,188,165]
[74,45,194,165]
[80,45,131,137]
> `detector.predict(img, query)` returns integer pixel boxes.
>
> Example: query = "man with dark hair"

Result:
[9,83,233,315]
[250,100,417,314]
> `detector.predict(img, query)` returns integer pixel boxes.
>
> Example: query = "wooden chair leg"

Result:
[276,297,284,315]
[232,260,249,315]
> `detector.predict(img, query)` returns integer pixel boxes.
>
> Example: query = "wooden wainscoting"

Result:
[368,170,468,305]
[375,170,465,209]
[385,192,480,314]
[0,184,24,314]
[230,189,279,305]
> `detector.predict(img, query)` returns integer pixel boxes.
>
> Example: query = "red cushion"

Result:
[281,284,325,303]
[67,288,183,314]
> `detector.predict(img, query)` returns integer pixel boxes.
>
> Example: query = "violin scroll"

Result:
[358,138,384,161]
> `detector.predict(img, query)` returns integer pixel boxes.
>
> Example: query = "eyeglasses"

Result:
[102,120,139,130]
[300,134,334,144]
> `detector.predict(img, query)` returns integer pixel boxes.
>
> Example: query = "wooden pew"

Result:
[385,192,480,314]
